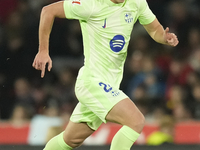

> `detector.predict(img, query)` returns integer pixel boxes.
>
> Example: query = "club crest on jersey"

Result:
[111,90,120,97]
[125,13,133,23]
[72,0,81,5]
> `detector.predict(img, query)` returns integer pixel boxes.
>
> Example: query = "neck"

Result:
[110,0,124,4]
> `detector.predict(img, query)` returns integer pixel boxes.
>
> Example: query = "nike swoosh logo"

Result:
[102,19,106,28]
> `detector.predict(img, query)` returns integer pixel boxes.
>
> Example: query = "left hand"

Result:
[164,27,179,47]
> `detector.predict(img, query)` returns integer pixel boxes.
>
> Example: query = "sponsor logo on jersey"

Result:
[125,12,133,23]
[110,35,125,52]
[72,0,81,5]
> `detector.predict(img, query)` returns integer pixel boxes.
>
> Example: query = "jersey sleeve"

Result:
[138,0,156,25]
[63,0,94,21]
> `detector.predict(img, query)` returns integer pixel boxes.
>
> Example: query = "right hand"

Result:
[32,51,52,78]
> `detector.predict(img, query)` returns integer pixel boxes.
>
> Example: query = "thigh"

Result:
[75,79,128,126]
[106,98,145,133]
[70,102,103,131]
[63,121,94,148]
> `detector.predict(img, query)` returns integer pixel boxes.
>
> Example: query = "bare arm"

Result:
[38,1,66,51]
[32,1,66,78]
[143,18,179,47]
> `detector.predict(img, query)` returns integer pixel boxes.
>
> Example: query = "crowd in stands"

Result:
[0,0,200,144]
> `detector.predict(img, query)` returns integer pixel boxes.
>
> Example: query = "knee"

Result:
[137,113,145,129]
[65,138,84,148]
[129,112,145,133]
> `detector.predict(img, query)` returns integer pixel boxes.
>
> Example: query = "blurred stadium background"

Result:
[0,0,200,149]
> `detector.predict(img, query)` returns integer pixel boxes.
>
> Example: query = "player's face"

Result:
[111,0,125,4]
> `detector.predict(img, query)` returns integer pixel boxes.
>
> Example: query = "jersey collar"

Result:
[104,0,125,7]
